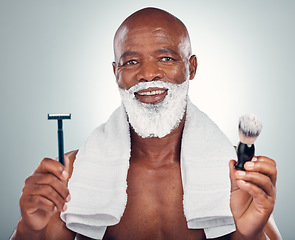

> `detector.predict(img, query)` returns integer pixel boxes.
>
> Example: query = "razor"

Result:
[48,113,71,166]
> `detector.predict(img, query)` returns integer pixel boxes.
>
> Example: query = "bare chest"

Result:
[102,160,206,240]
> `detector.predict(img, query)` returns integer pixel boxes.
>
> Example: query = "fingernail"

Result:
[66,194,71,202]
[63,204,68,212]
[237,171,246,176]
[62,171,69,180]
[245,161,254,168]
[238,179,246,185]
[252,156,258,161]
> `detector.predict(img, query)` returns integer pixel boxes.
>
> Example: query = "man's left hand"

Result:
[229,156,277,239]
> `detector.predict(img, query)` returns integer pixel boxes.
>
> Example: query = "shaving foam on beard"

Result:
[119,80,189,138]
[235,114,263,170]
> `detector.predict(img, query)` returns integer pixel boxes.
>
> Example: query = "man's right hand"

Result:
[18,156,71,233]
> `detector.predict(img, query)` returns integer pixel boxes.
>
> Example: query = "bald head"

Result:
[113,7,192,62]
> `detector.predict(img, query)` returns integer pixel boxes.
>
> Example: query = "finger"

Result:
[235,171,276,198]
[35,158,68,181]
[256,156,276,167]
[63,155,71,181]
[21,194,57,214]
[229,160,239,192]
[62,155,71,201]
[26,174,70,201]
[244,157,277,187]
[236,180,275,209]
[57,155,71,184]
[23,183,68,212]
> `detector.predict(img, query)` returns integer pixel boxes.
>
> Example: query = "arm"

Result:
[228,156,282,240]
[229,215,282,240]
[264,214,282,240]
[11,150,78,240]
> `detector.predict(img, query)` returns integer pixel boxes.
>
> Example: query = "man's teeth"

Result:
[137,90,166,96]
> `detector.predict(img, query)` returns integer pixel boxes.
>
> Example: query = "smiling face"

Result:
[112,8,197,138]
[113,8,197,104]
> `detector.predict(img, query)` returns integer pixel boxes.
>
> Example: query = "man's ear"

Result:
[188,55,197,80]
[112,61,117,76]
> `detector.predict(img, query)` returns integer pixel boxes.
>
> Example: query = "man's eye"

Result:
[124,60,138,66]
[161,57,174,62]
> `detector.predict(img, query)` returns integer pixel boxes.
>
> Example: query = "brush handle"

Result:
[235,142,255,170]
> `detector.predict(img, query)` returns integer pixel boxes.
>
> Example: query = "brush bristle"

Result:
[238,114,262,145]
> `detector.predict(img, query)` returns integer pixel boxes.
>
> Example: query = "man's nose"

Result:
[136,61,164,82]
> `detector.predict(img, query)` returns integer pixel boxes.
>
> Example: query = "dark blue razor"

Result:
[48,113,71,166]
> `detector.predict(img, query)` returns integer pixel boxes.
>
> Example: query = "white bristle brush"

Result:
[235,114,263,170]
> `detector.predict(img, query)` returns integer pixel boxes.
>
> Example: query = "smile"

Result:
[137,89,166,96]
[134,88,168,104]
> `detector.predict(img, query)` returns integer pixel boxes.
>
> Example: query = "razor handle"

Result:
[57,120,65,166]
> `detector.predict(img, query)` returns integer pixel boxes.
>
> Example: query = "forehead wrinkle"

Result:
[120,51,138,61]
[155,48,179,56]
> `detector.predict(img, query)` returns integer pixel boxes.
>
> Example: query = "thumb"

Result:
[60,155,70,182]
[63,155,71,179]
[229,159,239,192]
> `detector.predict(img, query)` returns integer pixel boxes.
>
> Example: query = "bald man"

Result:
[12,8,281,240]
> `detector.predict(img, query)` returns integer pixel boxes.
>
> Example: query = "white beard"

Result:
[119,80,189,138]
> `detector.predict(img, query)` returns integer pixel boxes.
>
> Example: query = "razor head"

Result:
[48,113,71,120]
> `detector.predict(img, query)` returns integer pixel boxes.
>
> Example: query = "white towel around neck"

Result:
[61,100,237,239]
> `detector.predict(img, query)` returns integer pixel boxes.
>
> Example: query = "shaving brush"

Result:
[235,114,263,171]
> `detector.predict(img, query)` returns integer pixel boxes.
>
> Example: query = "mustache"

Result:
[128,81,176,94]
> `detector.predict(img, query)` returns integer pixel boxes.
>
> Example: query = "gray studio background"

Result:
[1,0,294,239]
